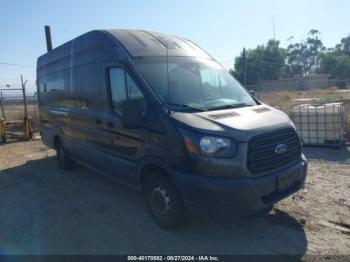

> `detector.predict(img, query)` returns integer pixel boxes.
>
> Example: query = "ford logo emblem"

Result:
[275,144,288,154]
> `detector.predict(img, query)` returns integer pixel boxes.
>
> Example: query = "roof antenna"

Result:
[45,25,53,52]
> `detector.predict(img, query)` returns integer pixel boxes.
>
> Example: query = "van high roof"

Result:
[37,29,212,69]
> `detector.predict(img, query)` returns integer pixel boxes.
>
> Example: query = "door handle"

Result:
[96,118,102,125]
[107,121,114,128]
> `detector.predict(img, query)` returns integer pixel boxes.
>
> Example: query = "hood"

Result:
[171,104,295,142]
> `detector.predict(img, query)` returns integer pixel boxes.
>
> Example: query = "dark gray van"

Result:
[37,30,307,229]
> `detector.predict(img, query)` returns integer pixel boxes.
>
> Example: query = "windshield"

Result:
[133,57,257,112]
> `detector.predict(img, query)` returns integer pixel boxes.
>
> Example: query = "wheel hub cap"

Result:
[150,185,171,216]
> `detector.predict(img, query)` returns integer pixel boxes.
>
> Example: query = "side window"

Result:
[109,68,144,115]
[37,70,69,107]
[126,74,143,99]
[110,68,127,114]
[73,63,101,110]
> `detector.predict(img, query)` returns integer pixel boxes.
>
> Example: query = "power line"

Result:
[0,77,19,80]
[0,62,34,68]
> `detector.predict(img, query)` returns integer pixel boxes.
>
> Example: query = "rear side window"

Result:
[37,70,69,107]
[38,70,68,93]
[109,68,144,115]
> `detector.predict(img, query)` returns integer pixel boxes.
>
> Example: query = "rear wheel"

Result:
[55,140,75,170]
[144,172,188,229]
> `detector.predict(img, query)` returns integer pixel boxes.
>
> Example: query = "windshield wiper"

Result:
[167,102,205,112]
[207,103,253,111]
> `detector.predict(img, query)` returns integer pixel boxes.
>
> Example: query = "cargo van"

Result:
[37,30,307,229]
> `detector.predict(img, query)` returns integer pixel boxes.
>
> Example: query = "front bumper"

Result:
[171,156,307,217]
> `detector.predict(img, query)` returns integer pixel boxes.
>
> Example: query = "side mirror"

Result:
[122,99,145,129]
[249,90,256,97]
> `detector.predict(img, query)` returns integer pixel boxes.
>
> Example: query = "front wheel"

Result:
[246,204,274,218]
[55,140,75,170]
[144,172,189,229]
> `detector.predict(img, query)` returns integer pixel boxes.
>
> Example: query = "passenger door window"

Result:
[126,74,143,99]
[109,68,144,115]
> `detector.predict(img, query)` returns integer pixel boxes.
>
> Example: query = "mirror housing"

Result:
[122,99,145,129]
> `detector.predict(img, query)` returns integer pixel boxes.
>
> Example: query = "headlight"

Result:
[178,128,237,158]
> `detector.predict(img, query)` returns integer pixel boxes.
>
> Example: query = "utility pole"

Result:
[272,15,276,40]
[243,48,247,87]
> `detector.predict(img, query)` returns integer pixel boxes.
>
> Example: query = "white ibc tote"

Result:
[291,103,345,146]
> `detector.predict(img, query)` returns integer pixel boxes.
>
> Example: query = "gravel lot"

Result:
[0,139,349,256]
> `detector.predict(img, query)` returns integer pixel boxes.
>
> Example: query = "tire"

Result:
[55,140,75,170]
[143,172,188,229]
[259,204,274,216]
[247,204,274,218]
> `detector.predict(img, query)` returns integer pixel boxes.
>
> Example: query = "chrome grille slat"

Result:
[247,128,302,175]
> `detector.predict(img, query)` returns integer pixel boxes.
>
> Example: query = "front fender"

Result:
[136,156,177,188]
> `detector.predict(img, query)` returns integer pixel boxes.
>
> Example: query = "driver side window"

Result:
[109,68,144,115]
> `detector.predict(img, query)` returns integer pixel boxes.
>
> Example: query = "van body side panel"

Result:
[37,31,118,173]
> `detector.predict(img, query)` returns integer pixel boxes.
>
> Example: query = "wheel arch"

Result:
[137,157,177,190]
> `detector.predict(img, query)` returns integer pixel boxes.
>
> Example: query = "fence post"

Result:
[243,47,247,87]
[299,78,305,91]
[0,92,5,120]
[21,75,28,120]
[21,75,29,137]
[258,77,262,99]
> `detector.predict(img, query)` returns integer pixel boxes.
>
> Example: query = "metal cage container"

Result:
[290,103,345,146]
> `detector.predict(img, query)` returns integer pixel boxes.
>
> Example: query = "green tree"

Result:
[285,29,325,76]
[318,35,350,80]
[232,40,285,85]
[335,35,350,55]
[318,52,350,79]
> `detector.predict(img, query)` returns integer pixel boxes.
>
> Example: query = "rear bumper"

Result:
[171,156,307,217]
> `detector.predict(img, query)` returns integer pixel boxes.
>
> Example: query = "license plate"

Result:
[278,172,296,192]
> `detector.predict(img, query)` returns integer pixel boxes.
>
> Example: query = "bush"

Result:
[335,80,347,89]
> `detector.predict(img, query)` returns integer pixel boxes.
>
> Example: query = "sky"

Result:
[0,0,349,94]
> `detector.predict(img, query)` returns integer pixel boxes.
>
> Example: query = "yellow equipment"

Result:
[0,117,33,142]
[0,118,5,142]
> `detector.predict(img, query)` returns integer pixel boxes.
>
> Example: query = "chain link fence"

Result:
[247,78,350,143]
[246,77,350,93]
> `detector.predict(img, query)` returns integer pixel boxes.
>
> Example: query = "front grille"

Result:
[247,128,302,175]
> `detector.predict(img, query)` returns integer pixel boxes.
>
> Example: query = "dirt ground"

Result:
[0,139,349,257]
